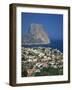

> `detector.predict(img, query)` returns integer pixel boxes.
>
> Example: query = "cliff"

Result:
[22,23,50,45]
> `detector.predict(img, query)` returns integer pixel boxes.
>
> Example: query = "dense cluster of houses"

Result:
[21,47,63,77]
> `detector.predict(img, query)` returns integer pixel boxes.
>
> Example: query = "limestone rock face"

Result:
[22,23,50,45]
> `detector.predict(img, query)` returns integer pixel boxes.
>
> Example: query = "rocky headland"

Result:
[22,23,50,45]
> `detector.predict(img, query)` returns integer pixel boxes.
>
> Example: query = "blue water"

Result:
[22,39,63,53]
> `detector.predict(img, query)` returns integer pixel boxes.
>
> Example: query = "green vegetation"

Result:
[33,67,63,76]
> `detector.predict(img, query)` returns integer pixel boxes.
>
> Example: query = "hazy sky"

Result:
[21,12,63,40]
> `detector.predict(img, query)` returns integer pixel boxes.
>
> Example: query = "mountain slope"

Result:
[22,23,50,45]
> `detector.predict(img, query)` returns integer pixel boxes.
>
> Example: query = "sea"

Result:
[22,39,63,53]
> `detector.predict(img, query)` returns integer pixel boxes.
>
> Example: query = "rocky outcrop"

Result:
[22,23,50,45]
